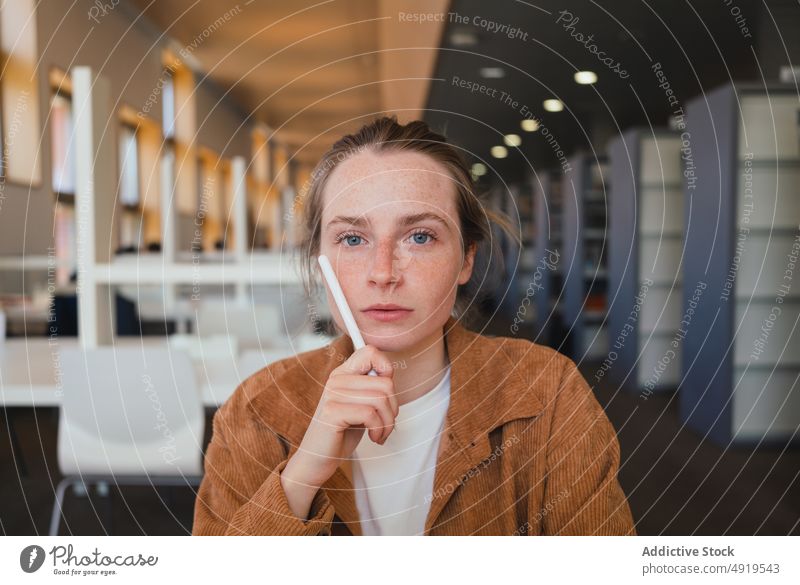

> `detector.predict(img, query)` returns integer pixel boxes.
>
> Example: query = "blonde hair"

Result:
[297,115,520,329]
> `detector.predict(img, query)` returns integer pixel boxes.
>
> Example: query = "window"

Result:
[249,127,272,248]
[1,0,42,184]
[50,91,75,195]
[166,57,197,216]
[53,201,76,286]
[162,69,175,140]
[137,119,162,249]
[199,149,224,252]
[118,124,140,207]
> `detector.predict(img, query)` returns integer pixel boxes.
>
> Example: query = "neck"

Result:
[383,326,450,406]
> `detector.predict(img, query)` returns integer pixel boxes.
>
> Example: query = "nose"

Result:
[368,238,404,288]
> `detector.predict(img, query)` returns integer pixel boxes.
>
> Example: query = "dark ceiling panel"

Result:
[425,0,773,183]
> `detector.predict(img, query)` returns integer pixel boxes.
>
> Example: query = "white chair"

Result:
[167,332,237,355]
[196,302,282,346]
[50,346,204,535]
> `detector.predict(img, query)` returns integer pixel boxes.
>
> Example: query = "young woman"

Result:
[192,117,636,536]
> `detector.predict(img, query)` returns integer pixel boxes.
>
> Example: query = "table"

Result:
[0,337,292,408]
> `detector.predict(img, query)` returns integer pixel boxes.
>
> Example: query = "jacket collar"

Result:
[246,315,546,535]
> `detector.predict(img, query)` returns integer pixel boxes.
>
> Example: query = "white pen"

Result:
[318,254,378,376]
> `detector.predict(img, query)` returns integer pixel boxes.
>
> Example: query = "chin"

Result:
[361,316,442,353]
[360,329,418,353]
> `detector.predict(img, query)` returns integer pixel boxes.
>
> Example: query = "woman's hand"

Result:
[280,345,399,518]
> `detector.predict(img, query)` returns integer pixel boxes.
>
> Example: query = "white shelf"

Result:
[71,67,267,348]
[731,366,800,441]
[0,256,74,270]
[637,336,681,387]
[738,94,800,159]
[734,302,800,366]
[734,233,799,297]
[92,257,301,285]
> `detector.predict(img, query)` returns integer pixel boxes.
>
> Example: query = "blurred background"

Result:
[0,0,798,535]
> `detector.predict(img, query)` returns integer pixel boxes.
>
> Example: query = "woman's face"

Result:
[319,149,476,352]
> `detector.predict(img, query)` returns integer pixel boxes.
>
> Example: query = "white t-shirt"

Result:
[350,365,451,536]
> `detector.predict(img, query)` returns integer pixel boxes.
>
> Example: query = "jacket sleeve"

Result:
[192,400,336,536]
[540,357,637,535]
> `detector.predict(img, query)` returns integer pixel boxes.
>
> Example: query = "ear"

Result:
[457,241,477,285]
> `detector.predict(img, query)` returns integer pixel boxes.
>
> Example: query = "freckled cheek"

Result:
[399,251,462,297]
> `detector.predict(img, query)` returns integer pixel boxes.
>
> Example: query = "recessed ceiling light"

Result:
[479,67,505,79]
[471,162,487,176]
[521,119,539,132]
[543,99,564,112]
[450,30,479,47]
[490,145,508,159]
[574,71,597,85]
[504,134,522,147]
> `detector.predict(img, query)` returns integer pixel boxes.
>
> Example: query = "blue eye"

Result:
[335,229,436,247]
[410,230,436,245]
[340,233,362,246]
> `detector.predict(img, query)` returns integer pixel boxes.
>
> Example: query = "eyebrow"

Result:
[326,212,450,231]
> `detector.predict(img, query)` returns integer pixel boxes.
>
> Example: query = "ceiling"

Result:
[128,0,800,178]
[425,0,790,183]
[128,0,447,165]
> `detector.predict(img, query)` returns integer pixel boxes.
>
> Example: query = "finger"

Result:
[329,402,386,444]
[337,345,394,378]
[327,374,399,417]
[325,388,396,442]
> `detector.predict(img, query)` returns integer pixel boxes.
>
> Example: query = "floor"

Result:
[1,319,798,535]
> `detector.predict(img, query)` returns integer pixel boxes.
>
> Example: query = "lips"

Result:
[363,303,412,311]
[361,304,414,322]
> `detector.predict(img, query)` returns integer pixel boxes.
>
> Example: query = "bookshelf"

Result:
[513,181,537,330]
[531,170,563,346]
[608,128,684,393]
[561,153,610,361]
[680,82,800,445]
[71,67,301,348]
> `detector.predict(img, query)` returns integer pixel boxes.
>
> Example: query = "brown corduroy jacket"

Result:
[192,315,637,536]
